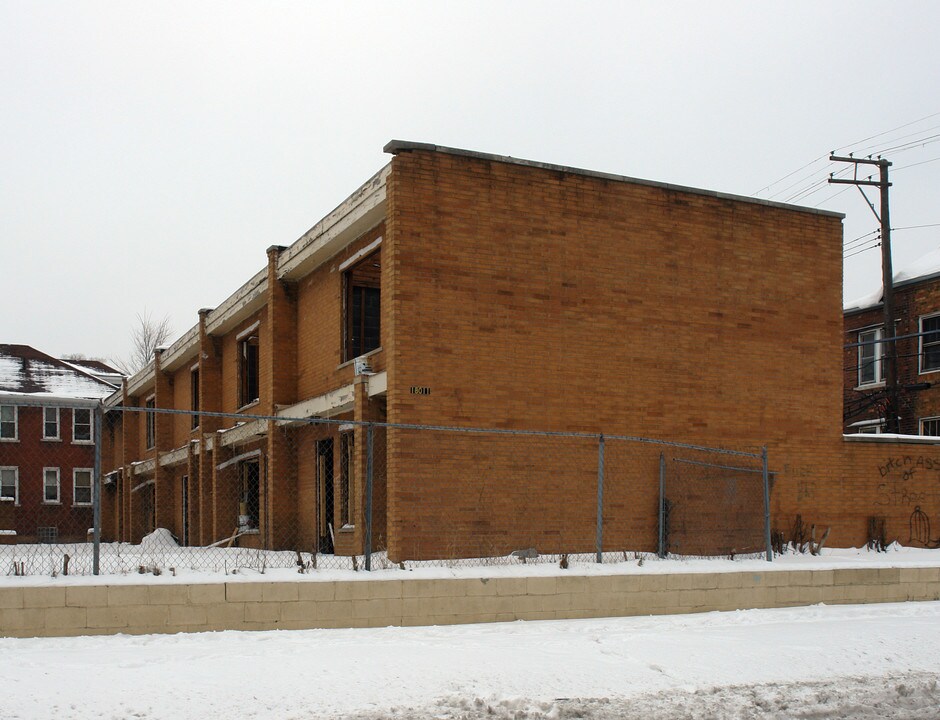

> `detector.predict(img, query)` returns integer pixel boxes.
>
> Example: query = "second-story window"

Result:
[145,396,156,449]
[920,315,940,373]
[43,468,60,503]
[73,469,93,506]
[43,407,60,440]
[73,408,93,443]
[238,335,259,407]
[191,366,200,429]
[344,249,381,361]
[0,405,17,440]
[858,327,884,386]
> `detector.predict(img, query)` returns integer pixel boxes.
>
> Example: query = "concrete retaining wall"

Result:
[2,567,939,638]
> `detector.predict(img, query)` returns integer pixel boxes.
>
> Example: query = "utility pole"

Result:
[829,155,897,432]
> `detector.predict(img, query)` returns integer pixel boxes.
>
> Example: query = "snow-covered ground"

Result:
[3,601,940,719]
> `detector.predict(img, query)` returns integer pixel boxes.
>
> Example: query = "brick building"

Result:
[101,142,940,560]
[844,249,940,436]
[0,345,120,543]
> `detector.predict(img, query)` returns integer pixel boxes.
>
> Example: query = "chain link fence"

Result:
[658,449,771,560]
[0,402,771,577]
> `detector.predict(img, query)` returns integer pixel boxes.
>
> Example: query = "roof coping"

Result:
[383,140,845,219]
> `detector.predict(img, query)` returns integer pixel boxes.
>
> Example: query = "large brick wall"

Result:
[383,148,853,560]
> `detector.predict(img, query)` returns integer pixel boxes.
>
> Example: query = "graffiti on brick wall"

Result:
[876,455,940,508]
[784,464,816,501]
[909,506,934,546]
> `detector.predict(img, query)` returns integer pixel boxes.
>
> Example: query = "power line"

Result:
[812,185,852,208]
[893,223,940,231]
[754,112,940,200]
[782,165,855,204]
[833,111,940,154]
[844,241,881,259]
[752,155,828,196]
[894,155,940,172]
[767,163,836,201]
[874,134,940,156]
[853,122,940,158]
[844,228,880,246]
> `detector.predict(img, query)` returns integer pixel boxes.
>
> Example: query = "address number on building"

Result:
[410,386,431,395]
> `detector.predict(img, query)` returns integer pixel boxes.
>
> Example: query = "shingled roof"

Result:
[0,344,119,399]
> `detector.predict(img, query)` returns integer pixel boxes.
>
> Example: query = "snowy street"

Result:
[2,601,939,719]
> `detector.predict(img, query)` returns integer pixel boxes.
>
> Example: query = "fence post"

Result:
[92,403,103,576]
[364,423,374,571]
[595,434,605,563]
[658,451,665,558]
[762,446,772,562]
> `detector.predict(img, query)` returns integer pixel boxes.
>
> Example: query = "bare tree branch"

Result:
[111,310,173,375]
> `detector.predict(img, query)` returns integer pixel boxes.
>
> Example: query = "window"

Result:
[0,405,17,440]
[73,469,93,506]
[238,335,259,408]
[43,468,60,504]
[73,408,93,443]
[0,467,18,504]
[43,407,60,440]
[854,421,884,435]
[344,250,381,361]
[921,417,940,436]
[858,328,884,386]
[238,460,260,529]
[190,367,200,429]
[339,431,354,527]
[921,315,940,373]
[145,396,155,449]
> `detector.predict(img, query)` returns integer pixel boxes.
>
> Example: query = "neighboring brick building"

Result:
[101,141,940,560]
[0,345,120,543]
[844,249,940,436]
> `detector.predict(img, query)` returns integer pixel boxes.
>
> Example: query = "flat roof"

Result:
[384,140,845,220]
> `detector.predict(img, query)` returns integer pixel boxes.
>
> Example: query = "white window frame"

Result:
[72,407,93,444]
[43,406,60,440]
[920,313,940,375]
[920,417,940,437]
[43,467,61,504]
[857,327,884,387]
[852,420,884,435]
[0,405,18,441]
[73,468,93,507]
[0,466,19,505]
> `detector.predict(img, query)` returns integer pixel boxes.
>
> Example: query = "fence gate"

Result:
[658,449,771,560]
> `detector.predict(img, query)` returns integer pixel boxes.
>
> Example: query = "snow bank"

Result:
[2,602,939,719]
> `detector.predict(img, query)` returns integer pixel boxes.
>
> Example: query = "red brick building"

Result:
[844,249,940,436]
[0,345,120,543]
[101,142,940,560]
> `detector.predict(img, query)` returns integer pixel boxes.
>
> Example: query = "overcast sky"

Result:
[2,1,939,364]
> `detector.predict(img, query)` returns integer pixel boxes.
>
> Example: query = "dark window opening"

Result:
[145,397,156,449]
[239,459,260,530]
[339,432,354,527]
[317,438,335,553]
[239,335,259,407]
[181,474,190,545]
[190,368,200,429]
[344,249,381,361]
